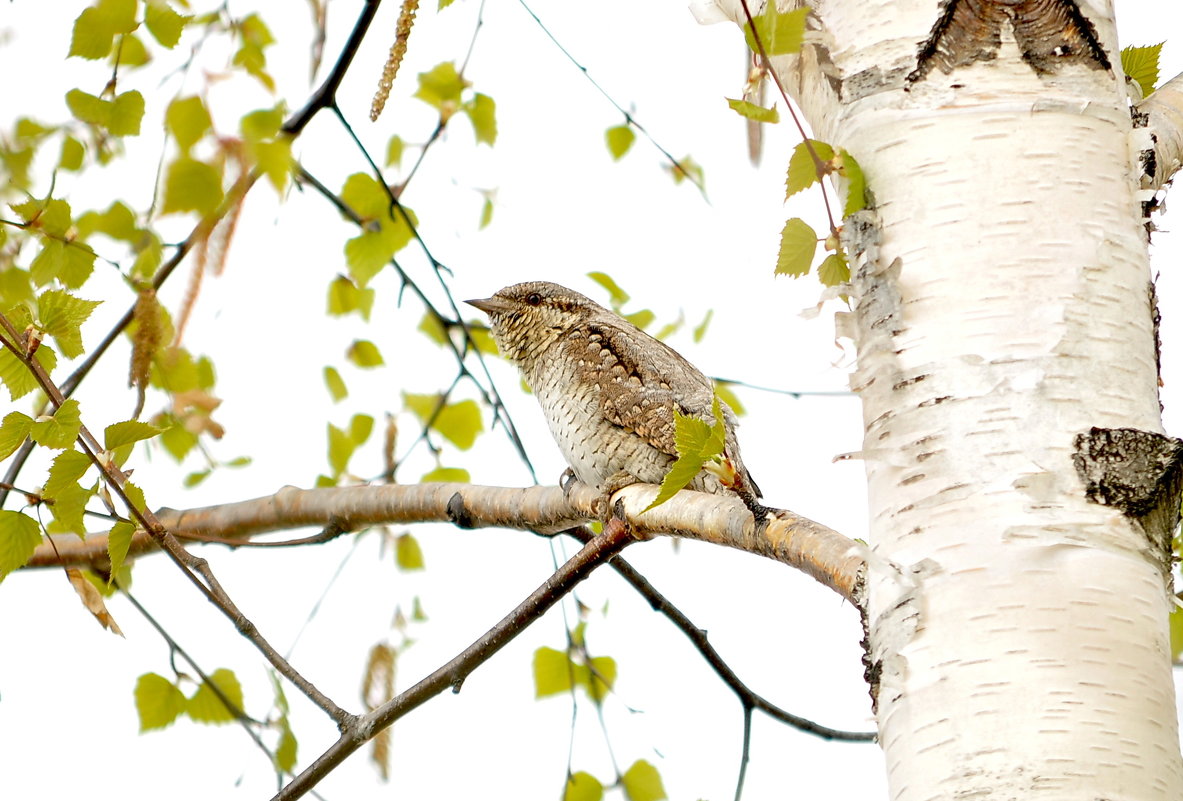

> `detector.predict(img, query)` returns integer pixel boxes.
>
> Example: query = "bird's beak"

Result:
[465,297,513,315]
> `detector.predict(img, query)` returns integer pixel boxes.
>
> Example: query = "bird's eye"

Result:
[526,292,542,306]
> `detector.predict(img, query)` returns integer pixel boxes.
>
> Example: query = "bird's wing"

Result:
[563,321,718,457]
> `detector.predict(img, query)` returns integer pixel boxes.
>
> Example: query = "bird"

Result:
[466,281,763,514]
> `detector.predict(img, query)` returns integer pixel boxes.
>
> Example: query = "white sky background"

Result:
[0,1,1181,800]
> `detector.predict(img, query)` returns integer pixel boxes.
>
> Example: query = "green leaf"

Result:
[166,96,212,153]
[0,412,33,460]
[479,196,494,229]
[621,760,667,801]
[726,97,779,124]
[59,137,85,171]
[420,465,470,482]
[645,398,727,512]
[324,366,347,402]
[145,1,191,48]
[586,655,616,703]
[327,423,354,477]
[250,138,292,193]
[623,309,655,331]
[108,520,135,577]
[1170,602,1183,659]
[0,344,58,401]
[533,646,575,698]
[743,4,809,56]
[464,92,497,145]
[433,399,482,450]
[385,134,405,168]
[45,481,90,536]
[44,449,92,497]
[1122,43,1163,98]
[109,91,145,136]
[839,149,866,216]
[38,289,102,359]
[161,157,223,216]
[605,124,635,161]
[818,252,850,286]
[587,271,629,307]
[105,420,164,450]
[327,275,374,320]
[30,399,82,450]
[275,721,298,773]
[775,217,818,277]
[0,510,41,578]
[186,668,244,724]
[713,381,746,417]
[693,309,713,343]
[346,339,384,368]
[158,416,197,461]
[414,62,468,111]
[77,201,137,241]
[564,772,604,801]
[115,33,151,68]
[349,413,373,445]
[395,533,425,570]
[786,139,835,199]
[70,6,118,60]
[135,672,187,732]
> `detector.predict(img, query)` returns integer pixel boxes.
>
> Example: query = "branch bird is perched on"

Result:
[467,281,764,515]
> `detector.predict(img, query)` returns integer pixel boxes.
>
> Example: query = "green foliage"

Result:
[0,411,33,460]
[105,420,165,450]
[69,0,139,61]
[340,173,416,285]
[0,343,57,401]
[420,465,470,482]
[587,271,630,306]
[233,13,276,91]
[37,289,102,358]
[166,96,212,153]
[65,89,145,136]
[775,217,817,277]
[403,393,483,451]
[726,97,779,124]
[818,251,849,286]
[621,760,667,801]
[605,124,636,161]
[385,134,405,168]
[347,339,385,368]
[786,139,834,199]
[186,668,245,724]
[395,532,425,570]
[30,399,83,450]
[107,520,135,577]
[713,380,745,416]
[743,4,809,56]
[532,645,616,703]
[0,510,41,578]
[645,396,726,512]
[144,1,192,48]
[135,672,187,731]
[564,772,604,801]
[415,62,469,112]
[327,275,374,320]
[326,414,373,478]
[839,148,867,215]
[1121,43,1163,98]
[464,93,497,145]
[45,449,92,497]
[323,366,348,402]
[161,157,223,215]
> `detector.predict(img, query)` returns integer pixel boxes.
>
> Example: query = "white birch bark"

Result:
[698,0,1183,798]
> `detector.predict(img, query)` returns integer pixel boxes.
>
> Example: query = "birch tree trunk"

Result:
[698,0,1183,797]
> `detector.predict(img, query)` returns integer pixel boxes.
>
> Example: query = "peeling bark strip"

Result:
[908,0,1110,84]
[1073,427,1183,561]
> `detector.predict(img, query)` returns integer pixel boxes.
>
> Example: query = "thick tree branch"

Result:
[28,482,865,603]
[1140,71,1183,190]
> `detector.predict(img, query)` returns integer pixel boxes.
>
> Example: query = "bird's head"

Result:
[466,281,599,367]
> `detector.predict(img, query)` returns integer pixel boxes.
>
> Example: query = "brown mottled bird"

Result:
[466,281,763,511]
